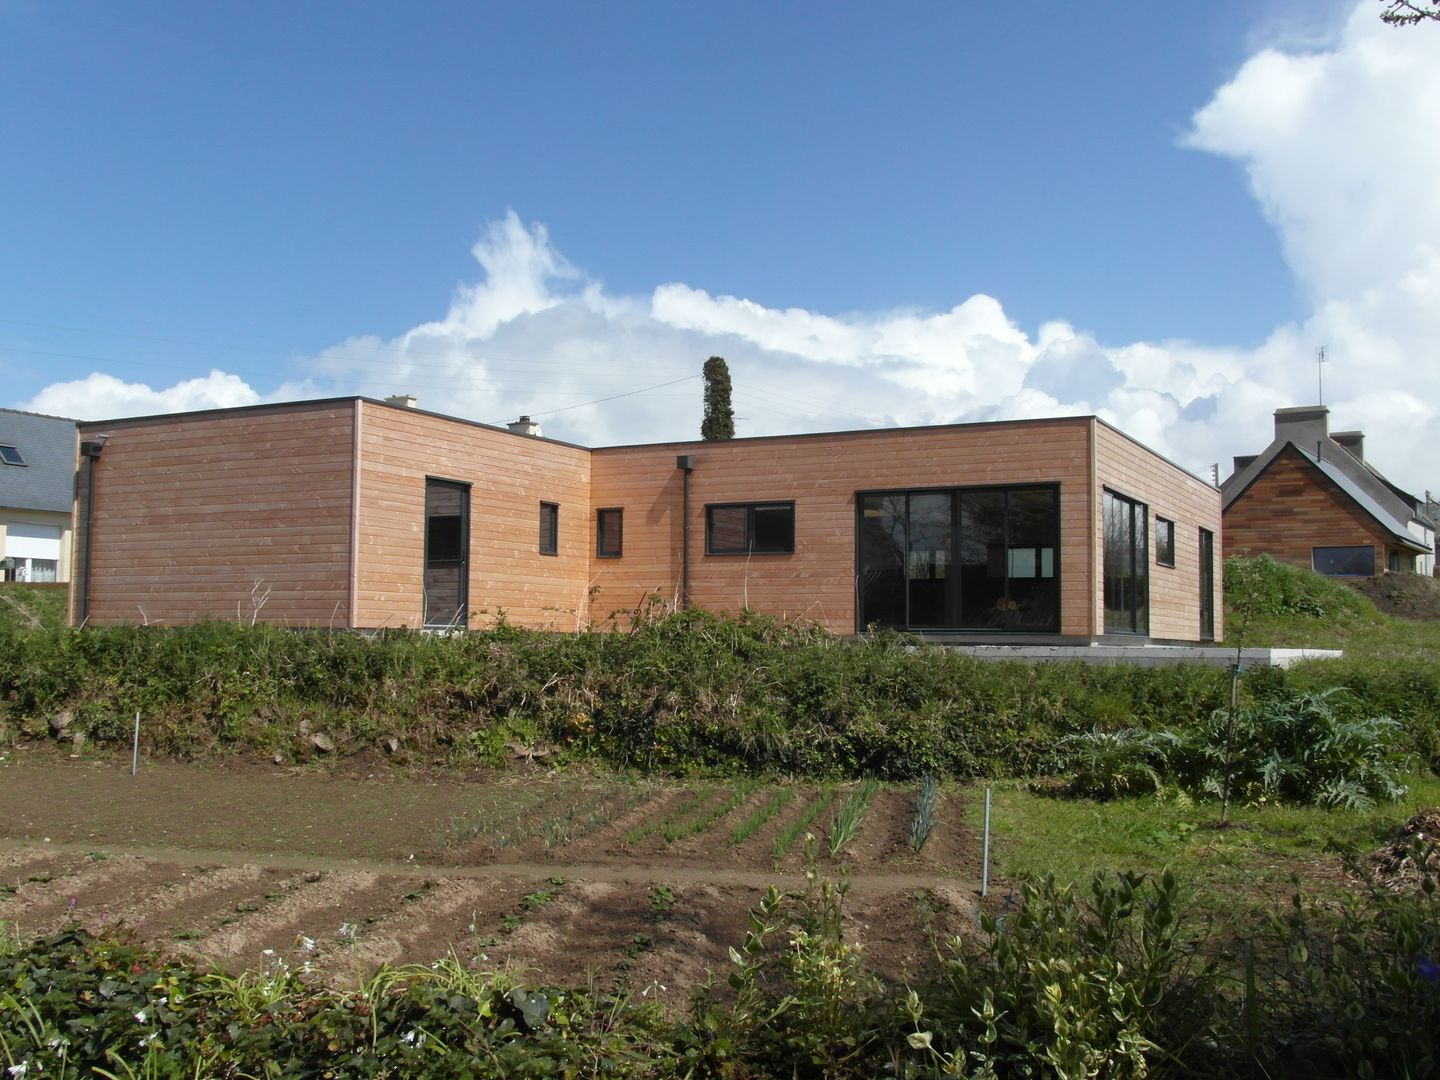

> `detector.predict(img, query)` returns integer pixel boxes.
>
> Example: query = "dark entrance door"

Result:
[1198,527,1215,641]
[423,478,469,629]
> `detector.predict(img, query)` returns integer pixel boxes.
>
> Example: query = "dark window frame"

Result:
[596,507,623,558]
[853,482,1060,634]
[1155,516,1175,567]
[539,502,559,556]
[0,445,26,467]
[705,501,796,555]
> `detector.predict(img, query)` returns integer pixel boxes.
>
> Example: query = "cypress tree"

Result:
[701,356,735,441]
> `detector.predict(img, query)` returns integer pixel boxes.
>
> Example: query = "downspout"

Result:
[347,399,363,628]
[677,455,695,609]
[77,436,107,625]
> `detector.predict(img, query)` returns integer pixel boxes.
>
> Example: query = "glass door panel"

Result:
[1004,487,1059,631]
[907,492,956,627]
[424,478,469,628]
[958,491,1006,626]
[858,493,907,629]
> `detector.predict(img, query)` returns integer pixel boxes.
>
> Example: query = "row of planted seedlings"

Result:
[446,774,950,865]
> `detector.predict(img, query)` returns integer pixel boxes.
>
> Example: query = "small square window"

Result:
[539,502,558,555]
[596,507,623,558]
[1155,517,1175,567]
[0,445,25,467]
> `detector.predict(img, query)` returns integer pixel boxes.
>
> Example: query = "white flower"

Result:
[299,936,316,952]
[8,1062,29,1079]
[261,948,275,957]
[134,1009,148,1023]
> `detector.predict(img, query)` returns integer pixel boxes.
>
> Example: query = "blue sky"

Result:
[3,1,1438,495]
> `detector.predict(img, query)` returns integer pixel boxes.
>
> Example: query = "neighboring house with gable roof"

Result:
[0,408,78,583]
[1222,405,1435,578]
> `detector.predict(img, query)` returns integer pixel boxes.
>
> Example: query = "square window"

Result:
[705,502,795,554]
[1155,517,1175,567]
[539,502,558,555]
[596,508,623,558]
[0,445,25,467]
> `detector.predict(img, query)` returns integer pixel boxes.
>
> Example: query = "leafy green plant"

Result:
[1252,838,1440,1077]
[828,778,878,856]
[1177,688,1408,810]
[1056,726,1180,800]
[917,869,1221,1079]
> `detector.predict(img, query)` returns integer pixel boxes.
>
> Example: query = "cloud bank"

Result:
[25,3,1440,496]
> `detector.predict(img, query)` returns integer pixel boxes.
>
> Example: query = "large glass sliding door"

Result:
[857,485,1058,633]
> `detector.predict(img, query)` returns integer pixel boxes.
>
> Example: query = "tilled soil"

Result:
[0,750,986,997]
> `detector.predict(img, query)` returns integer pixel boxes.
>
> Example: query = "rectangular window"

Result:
[539,502,558,555]
[705,502,795,554]
[596,507,623,558]
[1155,517,1175,567]
[1313,545,1375,577]
[0,445,25,466]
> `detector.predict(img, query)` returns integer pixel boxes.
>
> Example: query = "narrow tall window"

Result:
[539,502,558,555]
[596,508,623,558]
[1155,517,1175,567]
[1103,490,1148,634]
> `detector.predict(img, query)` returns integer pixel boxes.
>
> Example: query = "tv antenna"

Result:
[1316,346,1326,405]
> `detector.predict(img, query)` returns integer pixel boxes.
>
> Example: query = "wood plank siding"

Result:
[1223,444,1400,575]
[590,418,1100,636]
[354,402,592,630]
[72,401,1221,641]
[73,403,355,626]
[1093,422,1224,641]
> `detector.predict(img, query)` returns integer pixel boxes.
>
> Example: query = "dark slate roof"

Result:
[0,408,77,514]
[1292,444,1429,553]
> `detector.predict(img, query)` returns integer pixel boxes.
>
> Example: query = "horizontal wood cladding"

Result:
[1223,445,1397,572]
[590,419,1097,635]
[77,405,354,626]
[1094,424,1223,641]
[354,404,592,630]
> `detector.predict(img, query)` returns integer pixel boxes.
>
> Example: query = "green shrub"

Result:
[1177,689,1409,810]
[913,869,1223,1079]
[1056,727,1180,800]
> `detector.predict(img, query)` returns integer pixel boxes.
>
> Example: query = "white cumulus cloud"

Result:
[20,3,1440,499]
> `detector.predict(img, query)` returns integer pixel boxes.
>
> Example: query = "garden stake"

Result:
[131,710,140,775]
[981,786,991,897]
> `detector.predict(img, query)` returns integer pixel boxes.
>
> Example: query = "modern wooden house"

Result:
[1222,405,1434,578]
[71,397,1222,641]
